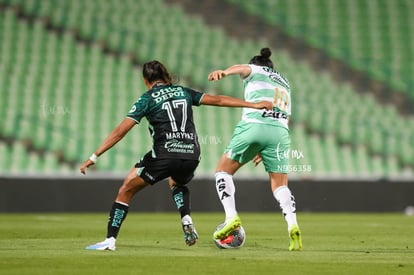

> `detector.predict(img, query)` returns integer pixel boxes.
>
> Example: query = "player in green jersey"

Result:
[208,48,302,251]
[79,60,272,251]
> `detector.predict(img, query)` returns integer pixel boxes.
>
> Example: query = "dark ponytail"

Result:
[142,60,173,85]
[249,47,274,69]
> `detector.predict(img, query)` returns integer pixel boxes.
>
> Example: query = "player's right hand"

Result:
[255,101,274,110]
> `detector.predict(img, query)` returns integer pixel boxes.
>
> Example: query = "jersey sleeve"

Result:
[243,64,261,81]
[186,88,205,106]
[126,94,149,123]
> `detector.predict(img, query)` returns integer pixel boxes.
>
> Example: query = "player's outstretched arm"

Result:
[208,64,252,81]
[200,94,273,110]
[80,118,136,174]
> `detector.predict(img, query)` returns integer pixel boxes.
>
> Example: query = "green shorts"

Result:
[224,121,290,173]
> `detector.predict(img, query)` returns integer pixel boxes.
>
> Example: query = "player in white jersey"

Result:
[208,48,302,251]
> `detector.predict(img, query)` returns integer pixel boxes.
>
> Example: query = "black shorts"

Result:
[134,152,200,185]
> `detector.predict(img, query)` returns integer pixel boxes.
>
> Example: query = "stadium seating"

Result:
[0,8,151,173]
[0,0,413,178]
[227,0,414,99]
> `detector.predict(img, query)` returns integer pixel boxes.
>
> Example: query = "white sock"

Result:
[273,186,298,231]
[215,172,238,220]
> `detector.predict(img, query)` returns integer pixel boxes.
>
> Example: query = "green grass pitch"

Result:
[0,212,413,275]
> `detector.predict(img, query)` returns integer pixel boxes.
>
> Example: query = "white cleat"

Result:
[86,237,116,251]
[182,221,198,246]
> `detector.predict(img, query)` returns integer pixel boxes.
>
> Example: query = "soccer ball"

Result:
[213,224,246,249]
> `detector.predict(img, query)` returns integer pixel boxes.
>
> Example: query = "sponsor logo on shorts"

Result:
[144,172,155,181]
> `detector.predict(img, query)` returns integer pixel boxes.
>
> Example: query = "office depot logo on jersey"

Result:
[152,86,185,103]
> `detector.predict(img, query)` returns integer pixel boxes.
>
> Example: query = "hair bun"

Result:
[260,48,271,58]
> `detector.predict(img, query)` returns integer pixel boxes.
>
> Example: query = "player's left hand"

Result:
[80,159,95,175]
[208,70,227,81]
[253,153,262,167]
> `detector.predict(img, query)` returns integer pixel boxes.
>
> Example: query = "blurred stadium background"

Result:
[0,0,413,211]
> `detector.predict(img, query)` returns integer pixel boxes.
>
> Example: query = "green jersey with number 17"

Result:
[126,83,204,160]
[242,64,291,129]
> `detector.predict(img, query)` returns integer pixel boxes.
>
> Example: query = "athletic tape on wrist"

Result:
[89,153,98,163]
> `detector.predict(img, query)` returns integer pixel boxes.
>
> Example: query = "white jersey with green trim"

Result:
[241,64,291,129]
